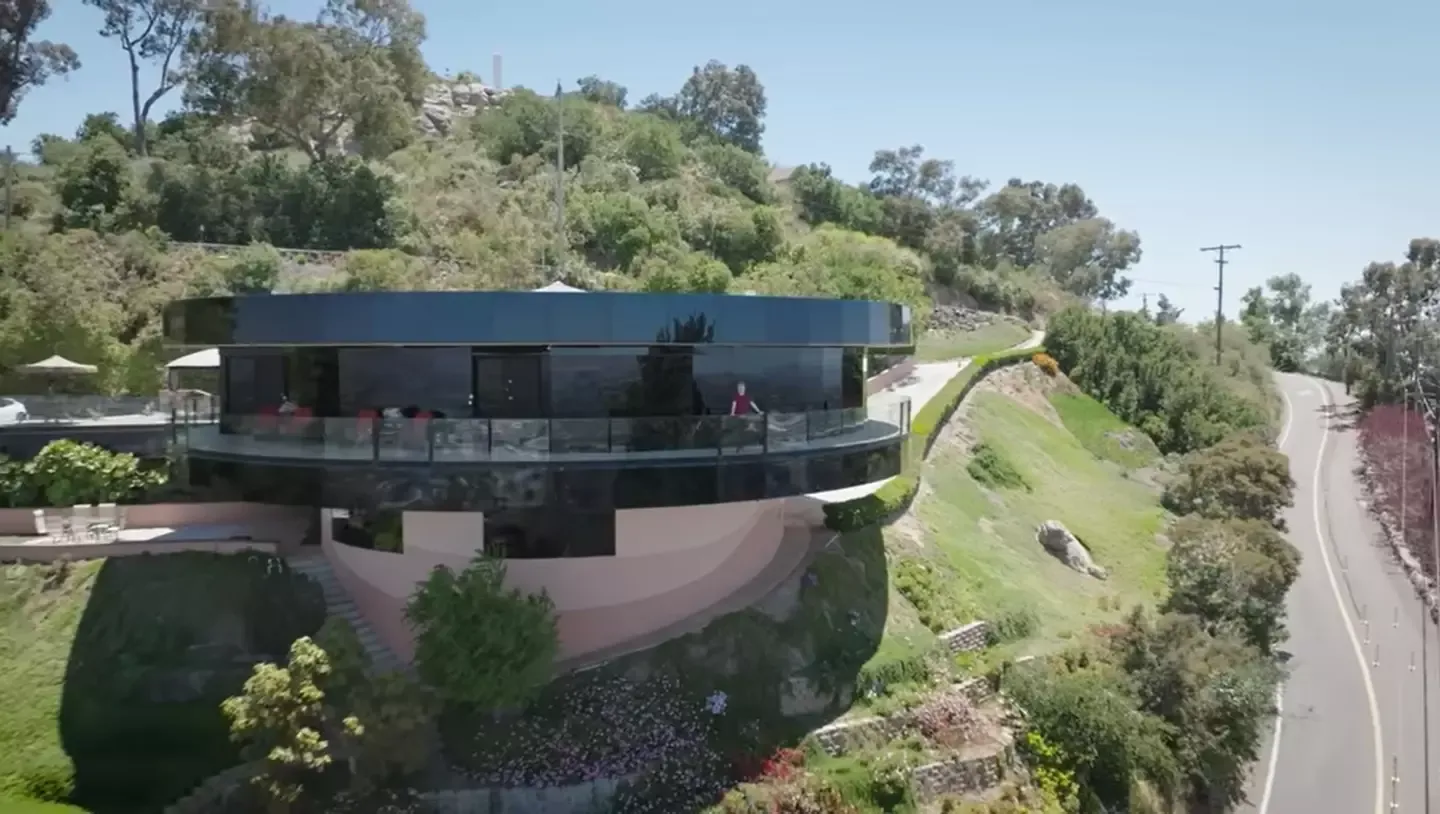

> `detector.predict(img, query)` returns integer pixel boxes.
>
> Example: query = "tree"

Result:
[1162,433,1295,527]
[576,74,627,108]
[670,60,767,154]
[222,621,433,812]
[1160,517,1300,654]
[222,636,362,810]
[1113,611,1283,811]
[403,553,559,710]
[1154,294,1183,326]
[82,0,200,157]
[0,0,80,123]
[184,0,428,160]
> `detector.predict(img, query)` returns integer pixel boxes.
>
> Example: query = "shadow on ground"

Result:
[57,553,325,813]
[438,524,893,812]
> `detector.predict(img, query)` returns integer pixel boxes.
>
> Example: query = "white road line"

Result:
[1258,388,1298,814]
[1306,379,1386,814]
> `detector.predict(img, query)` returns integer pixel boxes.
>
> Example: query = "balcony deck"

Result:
[175,406,910,466]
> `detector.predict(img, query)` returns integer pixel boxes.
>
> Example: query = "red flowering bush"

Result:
[1358,403,1437,582]
[912,690,982,747]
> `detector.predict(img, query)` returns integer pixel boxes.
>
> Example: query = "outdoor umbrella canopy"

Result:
[165,348,220,370]
[20,355,99,374]
[533,280,585,293]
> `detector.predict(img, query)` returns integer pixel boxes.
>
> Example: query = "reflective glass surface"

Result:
[183,441,904,512]
[219,346,869,425]
[164,291,914,349]
[183,402,903,463]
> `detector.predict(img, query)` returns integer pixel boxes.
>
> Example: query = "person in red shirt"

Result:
[730,381,762,415]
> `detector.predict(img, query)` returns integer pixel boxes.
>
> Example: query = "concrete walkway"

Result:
[805,330,1044,505]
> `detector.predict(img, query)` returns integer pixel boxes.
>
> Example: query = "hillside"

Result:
[0,554,325,813]
[5,0,1148,394]
[882,363,1168,667]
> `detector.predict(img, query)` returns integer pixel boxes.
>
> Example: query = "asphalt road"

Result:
[1243,373,1440,814]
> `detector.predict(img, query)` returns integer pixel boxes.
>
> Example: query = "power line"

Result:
[1200,244,1242,366]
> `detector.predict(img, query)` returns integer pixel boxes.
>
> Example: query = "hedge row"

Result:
[822,347,1043,532]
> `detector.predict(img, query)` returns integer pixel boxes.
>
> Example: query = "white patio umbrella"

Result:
[20,355,99,375]
[534,280,585,293]
[18,356,99,420]
[165,348,219,370]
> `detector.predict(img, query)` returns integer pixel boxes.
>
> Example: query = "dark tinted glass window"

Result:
[338,347,471,416]
[547,348,638,417]
[483,509,615,558]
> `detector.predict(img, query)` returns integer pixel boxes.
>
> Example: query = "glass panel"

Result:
[491,419,549,459]
[432,419,491,462]
[321,417,382,461]
[549,418,611,453]
[765,411,809,451]
[483,509,616,558]
[371,417,429,461]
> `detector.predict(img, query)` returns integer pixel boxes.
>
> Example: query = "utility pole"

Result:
[553,80,566,281]
[1414,377,1438,814]
[1200,244,1242,366]
[3,145,13,232]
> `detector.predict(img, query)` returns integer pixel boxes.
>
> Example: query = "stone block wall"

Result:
[910,750,1009,802]
[813,714,913,757]
[939,620,990,653]
[420,777,626,814]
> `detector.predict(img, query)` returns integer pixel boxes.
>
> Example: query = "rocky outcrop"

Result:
[1036,520,1108,580]
[419,79,507,137]
[926,305,1025,334]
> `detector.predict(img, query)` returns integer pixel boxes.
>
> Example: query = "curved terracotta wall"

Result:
[322,500,789,661]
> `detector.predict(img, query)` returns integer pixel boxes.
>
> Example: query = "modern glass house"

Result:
[163,288,913,661]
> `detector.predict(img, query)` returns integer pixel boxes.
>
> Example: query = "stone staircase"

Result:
[287,552,409,675]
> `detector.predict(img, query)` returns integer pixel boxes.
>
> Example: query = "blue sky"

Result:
[10,0,1438,319]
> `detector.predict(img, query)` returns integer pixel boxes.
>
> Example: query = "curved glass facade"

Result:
[219,345,866,423]
[169,290,913,514]
[164,291,915,349]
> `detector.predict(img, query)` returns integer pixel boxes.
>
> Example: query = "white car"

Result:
[0,398,28,426]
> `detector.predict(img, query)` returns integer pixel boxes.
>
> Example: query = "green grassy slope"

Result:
[0,554,325,813]
[885,387,1169,665]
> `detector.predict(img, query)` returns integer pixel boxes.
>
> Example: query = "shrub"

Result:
[912,689,982,747]
[1032,352,1059,377]
[403,553,559,709]
[1357,402,1437,582]
[1045,307,1268,454]
[1,440,168,507]
[894,557,969,632]
[1161,516,1300,654]
[1161,433,1294,527]
[967,442,1030,491]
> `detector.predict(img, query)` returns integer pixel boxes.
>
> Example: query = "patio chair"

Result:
[70,504,95,541]
[93,503,122,541]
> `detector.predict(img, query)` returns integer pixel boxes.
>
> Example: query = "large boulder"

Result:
[1036,520,1108,580]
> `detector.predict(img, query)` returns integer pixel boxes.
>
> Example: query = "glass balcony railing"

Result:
[171,400,912,464]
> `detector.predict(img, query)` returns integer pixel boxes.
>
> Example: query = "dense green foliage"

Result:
[1045,307,1271,454]
[1161,434,1295,527]
[1321,238,1440,405]
[3,0,1160,400]
[403,554,559,710]
[979,305,1300,813]
[221,618,433,812]
[0,439,167,507]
